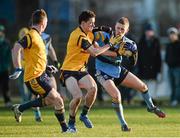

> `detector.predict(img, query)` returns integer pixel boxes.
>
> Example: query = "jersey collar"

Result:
[32,27,40,34]
[79,26,87,36]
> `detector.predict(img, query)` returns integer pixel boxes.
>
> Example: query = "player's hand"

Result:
[108,35,123,47]
[118,42,137,57]
[46,65,58,74]
[9,68,23,79]
[54,60,61,69]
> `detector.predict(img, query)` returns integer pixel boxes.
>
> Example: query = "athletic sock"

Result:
[141,90,155,109]
[18,98,44,112]
[112,102,127,126]
[33,107,41,119]
[81,105,89,116]
[68,115,76,125]
[55,109,68,132]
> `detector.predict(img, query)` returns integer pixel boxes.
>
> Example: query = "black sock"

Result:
[81,105,89,116]
[19,98,44,112]
[68,115,75,125]
[54,110,68,132]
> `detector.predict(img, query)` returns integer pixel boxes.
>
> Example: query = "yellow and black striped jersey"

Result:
[61,26,94,71]
[18,28,47,82]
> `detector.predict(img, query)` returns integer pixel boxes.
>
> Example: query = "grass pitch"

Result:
[0,106,180,137]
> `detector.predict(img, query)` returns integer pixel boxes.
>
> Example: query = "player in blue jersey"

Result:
[94,17,166,131]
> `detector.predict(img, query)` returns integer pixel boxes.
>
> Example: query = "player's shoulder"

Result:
[41,32,50,39]
[72,27,85,35]
[123,36,137,47]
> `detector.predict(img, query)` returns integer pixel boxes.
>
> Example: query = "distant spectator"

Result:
[0,24,12,107]
[137,23,162,101]
[165,27,180,106]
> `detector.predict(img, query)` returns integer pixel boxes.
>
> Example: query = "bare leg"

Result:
[44,88,68,132]
[79,74,97,108]
[65,77,82,117]
[121,72,166,118]
[101,79,130,131]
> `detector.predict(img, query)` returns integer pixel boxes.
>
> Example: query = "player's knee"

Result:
[141,83,148,92]
[49,88,58,98]
[54,94,65,109]
[72,92,83,100]
[112,93,121,103]
[88,86,97,97]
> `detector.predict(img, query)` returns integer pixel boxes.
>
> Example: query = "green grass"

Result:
[0,106,180,137]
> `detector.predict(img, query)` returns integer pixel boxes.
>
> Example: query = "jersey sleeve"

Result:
[81,38,92,50]
[18,34,32,49]
[77,35,92,50]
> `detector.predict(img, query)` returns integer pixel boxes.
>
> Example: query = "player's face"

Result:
[115,22,129,37]
[41,17,48,32]
[83,17,95,33]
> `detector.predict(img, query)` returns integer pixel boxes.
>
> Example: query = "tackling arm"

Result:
[86,44,110,57]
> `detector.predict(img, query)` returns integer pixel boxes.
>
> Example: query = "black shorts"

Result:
[25,72,52,97]
[95,66,129,86]
[60,70,89,86]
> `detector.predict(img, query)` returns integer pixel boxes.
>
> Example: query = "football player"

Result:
[94,17,166,131]
[60,10,122,132]
[10,9,68,133]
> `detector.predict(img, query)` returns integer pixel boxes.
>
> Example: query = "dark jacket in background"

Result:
[137,35,161,80]
[165,40,180,68]
[0,39,11,73]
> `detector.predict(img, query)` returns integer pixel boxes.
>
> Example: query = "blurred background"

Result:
[1,0,180,107]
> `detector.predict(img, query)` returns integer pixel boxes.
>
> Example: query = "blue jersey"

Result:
[94,31,137,78]
[41,32,51,55]
[94,31,122,78]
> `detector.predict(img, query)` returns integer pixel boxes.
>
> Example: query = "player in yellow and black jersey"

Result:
[10,9,68,133]
[60,10,123,132]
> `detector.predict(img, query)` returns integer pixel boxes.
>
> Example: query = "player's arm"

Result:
[93,40,117,57]
[9,35,30,79]
[82,35,122,57]
[12,43,23,69]
[48,43,61,68]
[9,42,23,79]
[87,44,110,57]
[100,50,117,57]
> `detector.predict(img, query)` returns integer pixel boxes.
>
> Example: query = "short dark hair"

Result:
[117,17,129,26]
[31,9,47,25]
[79,10,96,24]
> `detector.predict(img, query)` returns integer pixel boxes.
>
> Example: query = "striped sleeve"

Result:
[18,34,32,49]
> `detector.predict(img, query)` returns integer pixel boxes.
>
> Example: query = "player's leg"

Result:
[49,75,57,90]
[12,73,68,132]
[103,80,130,131]
[65,76,83,132]
[44,88,68,132]
[97,73,130,132]
[78,74,97,128]
[31,75,57,122]
[121,71,166,118]
[31,94,42,122]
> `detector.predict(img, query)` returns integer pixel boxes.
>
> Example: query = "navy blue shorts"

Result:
[25,72,52,97]
[95,66,129,86]
[60,70,89,86]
